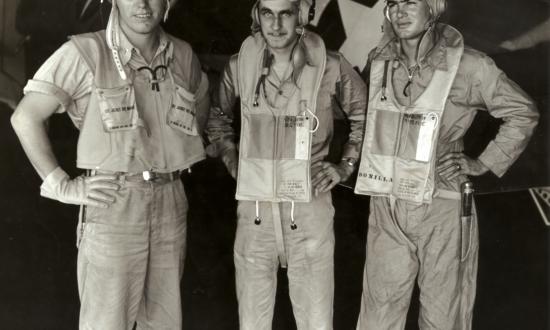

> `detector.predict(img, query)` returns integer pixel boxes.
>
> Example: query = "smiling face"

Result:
[386,0,432,42]
[116,0,166,37]
[258,0,300,52]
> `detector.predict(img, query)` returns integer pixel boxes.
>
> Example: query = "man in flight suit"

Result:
[354,0,539,329]
[206,0,366,328]
[11,0,209,328]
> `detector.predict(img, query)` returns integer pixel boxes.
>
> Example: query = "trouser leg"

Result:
[77,185,150,330]
[78,180,188,330]
[356,197,418,330]
[357,196,479,330]
[455,219,478,330]
[416,198,478,330]
[234,201,279,330]
[136,180,188,330]
[286,192,335,330]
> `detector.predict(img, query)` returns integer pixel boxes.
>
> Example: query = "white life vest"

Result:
[355,32,464,204]
[71,31,206,173]
[235,32,326,202]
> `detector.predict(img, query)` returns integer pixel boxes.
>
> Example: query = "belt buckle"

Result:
[142,170,157,181]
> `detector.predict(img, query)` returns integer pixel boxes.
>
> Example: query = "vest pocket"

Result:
[370,109,400,156]
[243,113,275,159]
[279,115,310,160]
[97,85,140,132]
[167,85,198,136]
[396,113,438,162]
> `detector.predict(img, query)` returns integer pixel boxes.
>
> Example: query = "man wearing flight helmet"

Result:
[206,0,366,328]
[354,0,538,329]
[11,0,209,328]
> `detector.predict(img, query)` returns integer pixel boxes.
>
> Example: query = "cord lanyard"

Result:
[137,65,168,92]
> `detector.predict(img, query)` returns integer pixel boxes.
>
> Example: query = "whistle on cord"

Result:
[460,181,474,261]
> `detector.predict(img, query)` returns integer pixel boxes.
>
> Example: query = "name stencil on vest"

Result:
[278,179,307,199]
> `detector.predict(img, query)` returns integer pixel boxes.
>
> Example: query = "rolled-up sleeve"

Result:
[194,71,210,133]
[335,54,367,160]
[206,55,240,153]
[474,55,539,177]
[23,41,93,128]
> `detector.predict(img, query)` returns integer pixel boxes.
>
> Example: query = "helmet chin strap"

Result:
[164,0,171,22]
[106,0,128,80]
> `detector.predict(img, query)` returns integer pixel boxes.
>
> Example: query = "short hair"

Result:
[425,0,447,20]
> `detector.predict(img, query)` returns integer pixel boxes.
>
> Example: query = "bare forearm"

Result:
[11,97,61,179]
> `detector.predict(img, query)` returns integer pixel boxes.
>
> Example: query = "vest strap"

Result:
[71,35,97,72]
[435,189,461,200]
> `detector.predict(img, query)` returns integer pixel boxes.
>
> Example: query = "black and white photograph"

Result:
[0,0,548,329]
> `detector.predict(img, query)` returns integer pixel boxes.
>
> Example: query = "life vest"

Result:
[235,31,326,202]
[71,31,206,173]
[355,30,464,204]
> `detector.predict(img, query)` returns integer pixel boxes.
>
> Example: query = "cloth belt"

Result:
[271,202,288,268]
[89,169,181,183]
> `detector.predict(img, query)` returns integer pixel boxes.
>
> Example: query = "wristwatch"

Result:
[342,157,358,167]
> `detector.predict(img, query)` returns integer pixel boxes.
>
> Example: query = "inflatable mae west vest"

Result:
[70,31,206,173]
[235,32,326,202]
[355,29,464,204]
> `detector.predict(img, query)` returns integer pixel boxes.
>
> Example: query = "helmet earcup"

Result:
[298,0,315,26]
[384,5,390,21]
[251,2,260,32]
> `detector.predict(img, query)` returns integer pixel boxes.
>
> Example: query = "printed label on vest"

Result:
[393,158,430,203]
[357,171,393,183]
[355,156,394,195]
[396,177,421,199]
[278,179,307,200]
[275,159,310,202]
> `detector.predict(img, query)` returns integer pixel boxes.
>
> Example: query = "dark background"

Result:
[1,0,549,329]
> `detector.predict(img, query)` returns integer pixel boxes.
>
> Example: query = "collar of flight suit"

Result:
[116,27,174,67]
[374,23,464,72]
[250,30,325,77]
